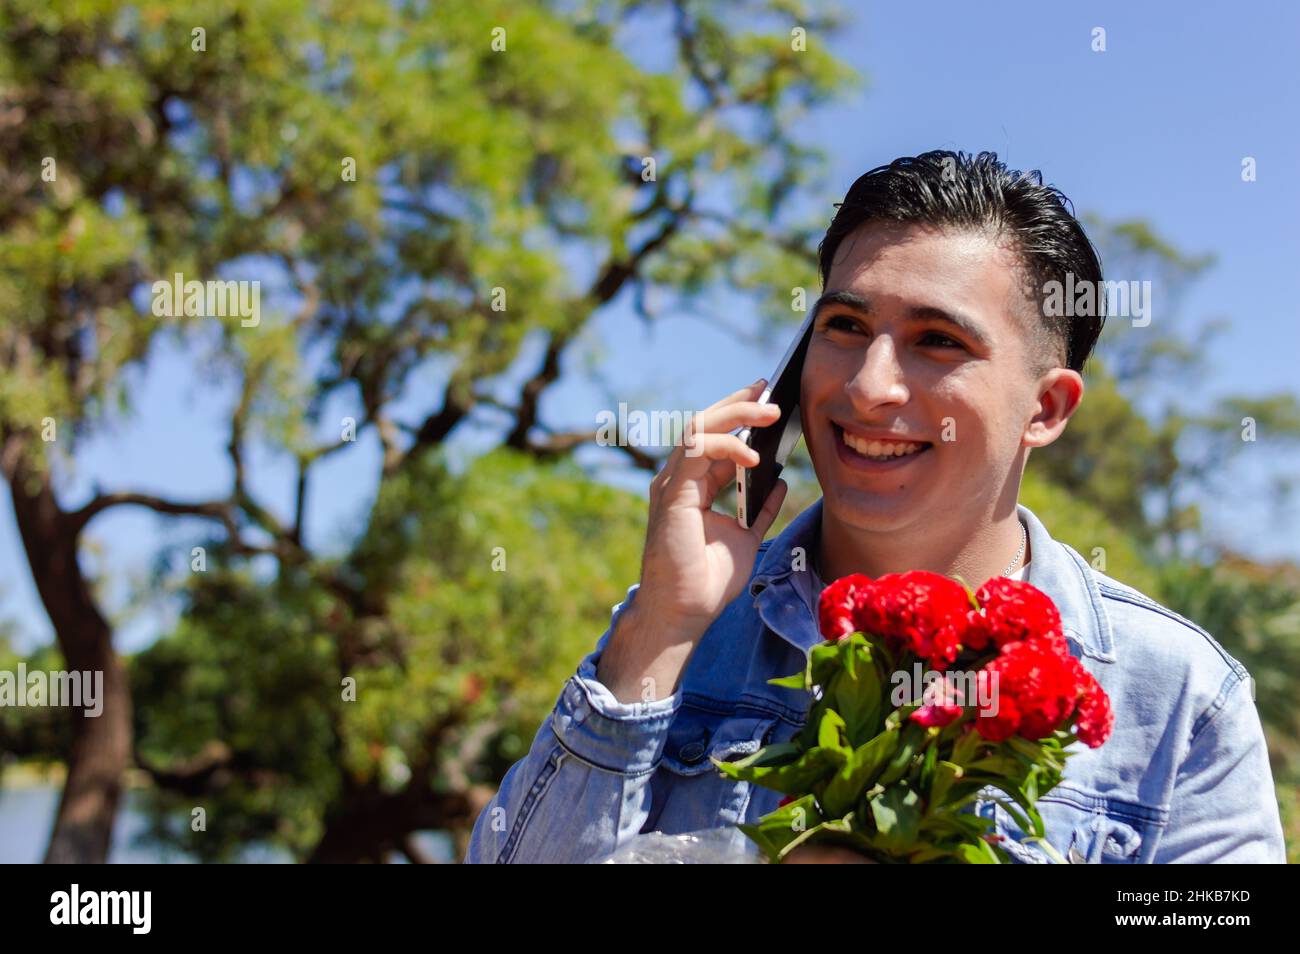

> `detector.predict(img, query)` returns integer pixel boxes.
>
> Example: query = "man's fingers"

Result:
[655,381,769,505]
[691,400,780,440]
[680,432,760,469]
[701,378,767,416]
[784,843,877,864]
[748,477,788,540]
[656,433,754,501]
[700,452,744,502]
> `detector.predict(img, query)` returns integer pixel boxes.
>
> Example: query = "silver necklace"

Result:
[1002,520,1027,577]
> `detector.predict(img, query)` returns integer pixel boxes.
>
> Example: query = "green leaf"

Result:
[951,724,985,766]
[715,744,844,794]
[828,649,883,745]
[923,811,995,841]
[868,782,921,853]
[767,671,807,691]
[876,721,928,787]
[820,728,900,818]
[1021,835,1068,864]
[965,753,1029,779]
[919,740,938,792]
[738,794,826,862]
[817,707,848,752]
[927,760,964,811]
[957,839,1002,864]
[713,740,802,772]
[773,814,863,862]
[979,781,1046,839]
[906,843,956,863]
[809,642,843,686]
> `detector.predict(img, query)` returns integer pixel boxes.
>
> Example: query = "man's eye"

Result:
[919,331,962,349]
[825,315,860,332]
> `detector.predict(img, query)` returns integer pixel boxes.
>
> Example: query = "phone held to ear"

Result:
[736,312,815,529]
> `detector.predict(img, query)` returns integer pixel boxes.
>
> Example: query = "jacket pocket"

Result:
[1063,811,1145,863]
[659,704,779,776]
[987,784,1160,864]
[643,702,781,834]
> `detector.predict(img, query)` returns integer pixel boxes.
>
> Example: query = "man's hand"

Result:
[783,843,879,864]
[596,379,790,703]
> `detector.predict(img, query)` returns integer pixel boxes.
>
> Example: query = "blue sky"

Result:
[3,1,1298,654]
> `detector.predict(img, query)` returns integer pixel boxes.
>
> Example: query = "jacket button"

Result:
[679,740,707,763]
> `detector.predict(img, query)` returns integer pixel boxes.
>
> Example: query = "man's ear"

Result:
[1023,368,1084,449]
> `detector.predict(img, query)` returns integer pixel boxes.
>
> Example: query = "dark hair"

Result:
[816,150,1105,374]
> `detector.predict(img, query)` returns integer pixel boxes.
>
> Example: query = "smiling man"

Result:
[805,220,1078,591]
[465,150,1286,864]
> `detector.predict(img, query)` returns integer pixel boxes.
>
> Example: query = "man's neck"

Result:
[816,504,1029,588]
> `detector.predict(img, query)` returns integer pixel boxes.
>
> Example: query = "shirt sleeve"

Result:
[463,582,684,863]
[1155,668,1287,863]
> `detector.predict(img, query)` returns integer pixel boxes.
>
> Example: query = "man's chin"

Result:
[823,485,924,533]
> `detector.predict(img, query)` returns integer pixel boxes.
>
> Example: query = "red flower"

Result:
[967,577,1067,655]
[855,571,972,670]
[1075,675,1114,748]
[816,570,1115,749]
[973,672,1021,742]
[910,702,964,728]
[817,573,873,641]
[909,673,965,728]
[974,640,1090,742]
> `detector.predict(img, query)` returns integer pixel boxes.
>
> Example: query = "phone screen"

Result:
[736,313,815,529]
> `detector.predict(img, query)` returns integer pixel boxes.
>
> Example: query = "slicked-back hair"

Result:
[817,150,1105,374]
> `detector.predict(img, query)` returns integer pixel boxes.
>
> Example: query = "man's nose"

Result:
[846,335,909,413]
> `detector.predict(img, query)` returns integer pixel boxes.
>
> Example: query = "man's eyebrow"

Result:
[812,290,991,349]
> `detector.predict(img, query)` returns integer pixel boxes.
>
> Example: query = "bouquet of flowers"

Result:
[715,571,1114,863]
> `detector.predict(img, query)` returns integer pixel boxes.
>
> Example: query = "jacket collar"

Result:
[748,497,1116,664]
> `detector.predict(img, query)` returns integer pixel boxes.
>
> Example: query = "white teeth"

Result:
[840,429,925,460]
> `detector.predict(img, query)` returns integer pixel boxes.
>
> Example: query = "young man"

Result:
[465,151,1286,864]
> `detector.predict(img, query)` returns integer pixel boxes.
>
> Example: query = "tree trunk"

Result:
[8,451,132,864]
[307,780,475,863]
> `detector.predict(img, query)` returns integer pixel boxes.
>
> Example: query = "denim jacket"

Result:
[465,499,1286,863]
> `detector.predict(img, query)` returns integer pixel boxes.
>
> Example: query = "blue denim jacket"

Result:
[466,499,1286,863]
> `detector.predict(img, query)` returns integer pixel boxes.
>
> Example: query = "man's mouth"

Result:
[832,423,933,467]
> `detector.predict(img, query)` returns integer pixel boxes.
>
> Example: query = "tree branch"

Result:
[389,377,474,477]
[68,492,232,537]
[504,194,692,453]
[523,429,661,472]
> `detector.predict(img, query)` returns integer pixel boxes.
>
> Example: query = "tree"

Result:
[0,0,855,861]
[1032,218,1300,555]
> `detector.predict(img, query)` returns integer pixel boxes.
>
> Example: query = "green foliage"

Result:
[130,448,646,860]
[1,0,854,462]
[1152,558,1300,780]
[1019,466,1161,595]
[1029,364,1175,544]
[1,0,859,861]
[0,637,72,770]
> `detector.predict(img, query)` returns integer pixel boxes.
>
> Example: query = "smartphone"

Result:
[735,312,816,529]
